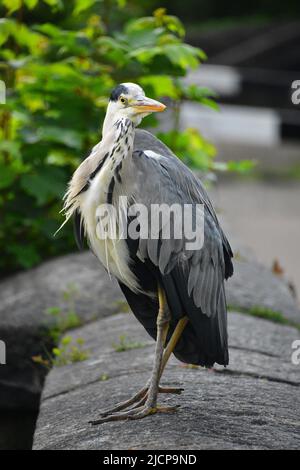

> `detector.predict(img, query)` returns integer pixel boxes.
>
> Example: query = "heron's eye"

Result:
[120,96,127,105]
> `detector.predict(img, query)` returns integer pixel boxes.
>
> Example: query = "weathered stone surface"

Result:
[0,252,120,330]
[33,312,300,450]
[0,252,121,410]
[227,259,300,323]
[1,245,299,413]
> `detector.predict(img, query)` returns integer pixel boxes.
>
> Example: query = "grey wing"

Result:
[134,130,233,277]
[128,130,233,366]
[133,130,233,318]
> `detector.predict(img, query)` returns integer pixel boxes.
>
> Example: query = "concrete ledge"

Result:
[1,247,299,414]
[33,312,300,450]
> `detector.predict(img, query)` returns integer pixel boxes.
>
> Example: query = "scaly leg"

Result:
[90,287,188,425]
[127,316,189,412]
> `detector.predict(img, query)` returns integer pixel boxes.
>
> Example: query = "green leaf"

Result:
[53,348,61,357]
[24,0,39,9]
[96,36,129,65]
[139,75,178,99]
[125,17,157,35]
[0,20,48,54]
[46,307,61,316]
[8,244,41,269]
[61,336,72,346]
[153,8,185,38]
[0,140,21,158]
[0,164,17,188]
[42,0,64,10]
[226,160,256,174]
[128,46,162,63]
[125,27,164,49]
[164,44,203,70]
[20,166,66,205]
[35,126,83,148]
[46,150,80,168]
[200,97,219,111]
[179,84,217,102]
[2,0,22,15]
[0,19,15,46]
[36,23,62,38]
[73,0,96,16]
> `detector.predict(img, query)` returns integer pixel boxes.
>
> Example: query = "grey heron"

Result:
[62,83,233,424]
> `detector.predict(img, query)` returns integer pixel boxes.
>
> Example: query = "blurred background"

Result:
[0,0,299,301]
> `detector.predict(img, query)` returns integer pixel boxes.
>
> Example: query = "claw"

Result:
[159,386,184,394]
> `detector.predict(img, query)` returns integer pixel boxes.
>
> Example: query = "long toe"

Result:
[89,403,180,425]
[96,387,148,418]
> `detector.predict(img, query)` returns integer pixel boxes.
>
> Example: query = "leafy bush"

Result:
[0,0,245,275]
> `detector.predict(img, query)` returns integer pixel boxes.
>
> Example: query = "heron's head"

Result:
[102,82,166,136]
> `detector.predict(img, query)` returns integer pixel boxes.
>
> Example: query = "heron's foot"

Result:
[89,402,180,425]
[91,385,183,419]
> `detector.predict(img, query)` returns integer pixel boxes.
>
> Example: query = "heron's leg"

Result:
[140,285,171,409]
[90,286,188,425]
[160,315,189,376]
[128,316,189,410]
[93,313,188,421]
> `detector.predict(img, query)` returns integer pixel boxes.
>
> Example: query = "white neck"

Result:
[102,102,142,137]
[102,118,135,177]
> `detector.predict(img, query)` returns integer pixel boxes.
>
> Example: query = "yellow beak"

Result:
[132,97,166,113]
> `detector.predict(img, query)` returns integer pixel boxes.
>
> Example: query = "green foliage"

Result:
[0,1,249,275]
[112,334,146,352]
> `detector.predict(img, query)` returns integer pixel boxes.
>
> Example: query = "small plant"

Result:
[228,304,300,330]
[99,373,109,381]
[33,336,90,368]
[112,335,146,352]
[33,283,87,368]
[31,354,51,370]
[52,336,90,367]
[45,283,82,342]
[248,306,286,322]
[114,300,131,313]
[233,251,247,262]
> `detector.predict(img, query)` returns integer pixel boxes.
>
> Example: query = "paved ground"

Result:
[212,180,300,304]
